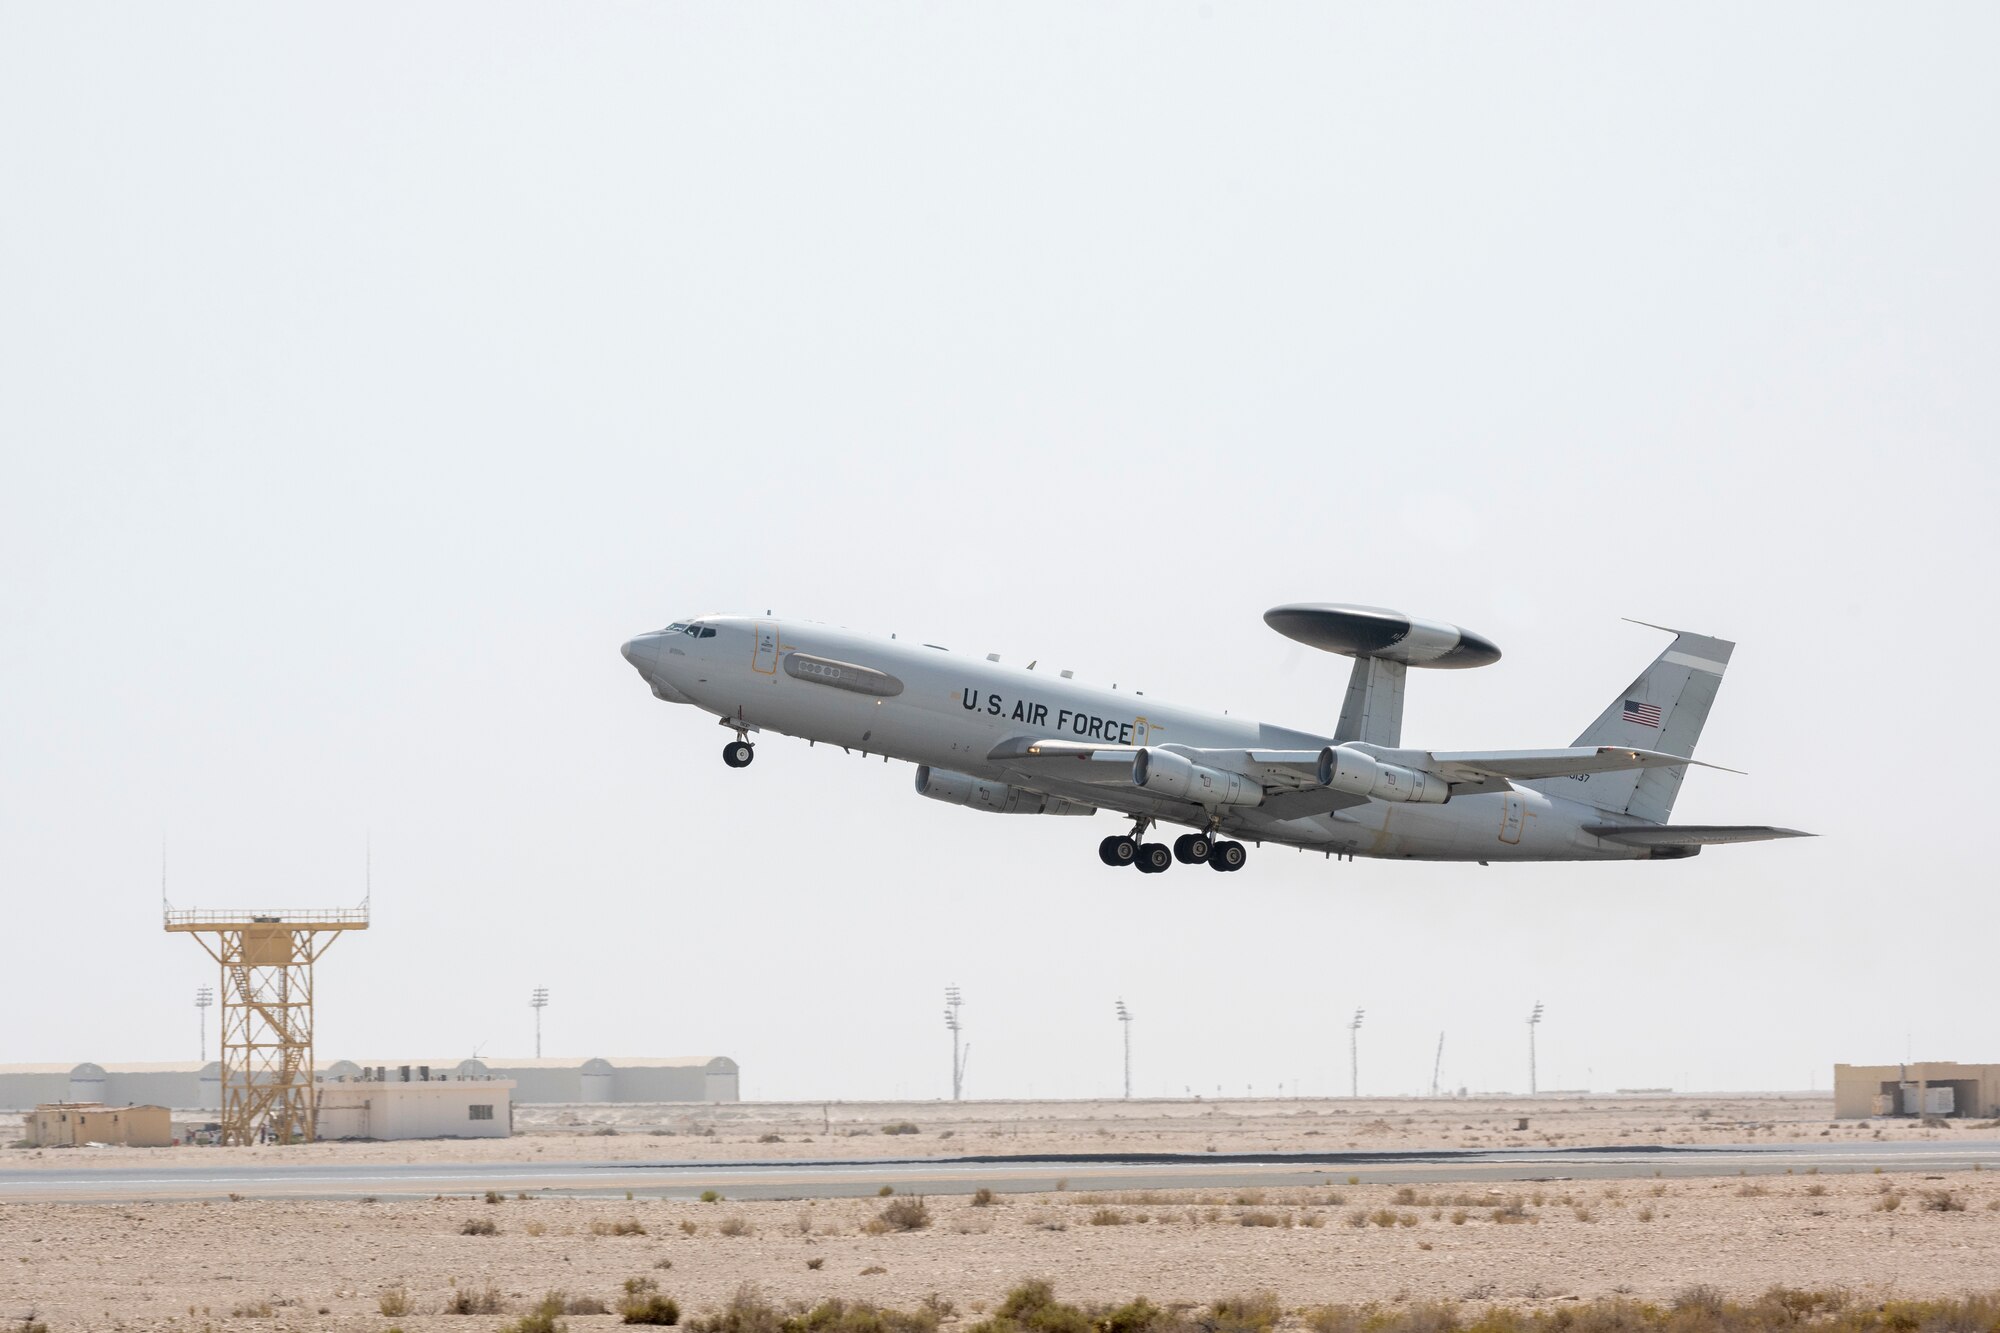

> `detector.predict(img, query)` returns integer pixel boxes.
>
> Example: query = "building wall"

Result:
[317,1080,514,1141]
[3,1056,738,1110]
[0,1069,71,1111]
[1834,1063,2000,1118]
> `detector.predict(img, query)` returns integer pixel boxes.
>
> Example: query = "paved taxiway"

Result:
[8,1139,1999,1204]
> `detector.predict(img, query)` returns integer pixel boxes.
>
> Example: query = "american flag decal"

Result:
[1623,699,1662,727]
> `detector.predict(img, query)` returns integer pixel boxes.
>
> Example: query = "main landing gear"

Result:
[1099,824,1246,873]
[722,736,756,768]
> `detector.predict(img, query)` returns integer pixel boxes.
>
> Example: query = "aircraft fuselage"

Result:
[621,615,1658,865]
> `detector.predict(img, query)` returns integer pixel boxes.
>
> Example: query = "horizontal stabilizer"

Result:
[1428,746,1738,784]
[1584,824,1813,847]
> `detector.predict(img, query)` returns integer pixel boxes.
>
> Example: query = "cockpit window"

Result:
[664,622,690,634]
[696,626,716,638]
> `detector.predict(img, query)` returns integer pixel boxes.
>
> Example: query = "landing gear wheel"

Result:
[1099,835,1138,867]
[722,740,755,768]
[1136,842,1173,873]
[1173,833,1211,864]
[1208,840,1246,872]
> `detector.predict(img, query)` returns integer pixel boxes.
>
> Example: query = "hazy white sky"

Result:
[3,5,1996,1102]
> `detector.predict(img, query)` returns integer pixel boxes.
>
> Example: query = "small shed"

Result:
[29,1103,173,1148]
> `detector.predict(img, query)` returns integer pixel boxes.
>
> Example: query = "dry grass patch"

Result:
[867,1196,933,1233]
[592,1217,649,1236]
[445,1281,506,1315]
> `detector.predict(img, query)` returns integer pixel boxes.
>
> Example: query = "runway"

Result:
[7,1139,1999,1203]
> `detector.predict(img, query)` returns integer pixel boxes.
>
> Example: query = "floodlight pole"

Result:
[1348,1008,1365,1097]
[531,986,550,1059]
[1116,1000,1133,1099]
[945,985,965,1100]
[1527,1001,1544,1095]
[195,986,214,1064]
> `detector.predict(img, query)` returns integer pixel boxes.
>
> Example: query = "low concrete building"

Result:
[1834,1062,2000,1118]
[28,1103,174,1147]
[316,1073,515,1140]
[1,1055,736,1111]
[318,1056,738,1104]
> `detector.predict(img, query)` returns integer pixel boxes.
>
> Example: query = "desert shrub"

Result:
[683,1285,791,1333]
[1209,1292,1282,1333]
[460,1217,498,1236]
[486,1190,505,1204]
[379,1286,413,1316]
[1736,1183,1769,1197]
[446,1282,507,1315]
[879,1186,896,1197]
[502,1293,567,1333]
[231,1302,275,1318]
[1489,1200,1530,1224]
[759,1133,783,1143]
[970,1280,1092,1333]
[882,1121,921,1135]
[566,1294,611,1315]
[972,1187,997,1207]
[1874,1192,1903,1212]
[1921,1189,1967,1212]
[592,1125,620,1136]
[1239,1210,1281,1227]
[808,1257,825,1270]
[591,1218,648,1236]
[623,1292,683,1326]
[1090,1208,1127,1225]
[1369,1208,1399,1228]
[700,1190,723,1203]
[870,1197,933,1232]
[1805,1183,1828,1197]
[680,1220,699,1236]
[718,1215,754,1237]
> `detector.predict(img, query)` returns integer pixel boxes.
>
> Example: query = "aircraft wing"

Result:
[985,738,1364,816]
[1584,824,1814,847]
[1423,746,1737,784]
[987,739,1326,786]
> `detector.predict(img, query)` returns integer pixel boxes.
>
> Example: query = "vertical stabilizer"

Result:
[1335,655,1406,747]
[1529,625,1734,823]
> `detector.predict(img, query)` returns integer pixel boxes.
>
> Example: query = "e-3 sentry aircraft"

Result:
[619,604,1809,871]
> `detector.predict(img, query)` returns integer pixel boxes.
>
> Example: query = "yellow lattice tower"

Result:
[165,903,367,1145]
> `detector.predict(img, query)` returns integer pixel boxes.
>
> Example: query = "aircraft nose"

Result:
[621,635,661,673]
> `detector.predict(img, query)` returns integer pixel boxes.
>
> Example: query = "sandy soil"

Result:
[2,1094,1981,1171]
[4,1169,1999,1331]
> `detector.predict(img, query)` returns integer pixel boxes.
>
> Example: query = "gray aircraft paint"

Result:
[620,613,1804,866]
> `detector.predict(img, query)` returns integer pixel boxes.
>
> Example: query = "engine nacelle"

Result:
[1317,746,1450,804]
[1131,748,1264,808]
[914,766,1095,816]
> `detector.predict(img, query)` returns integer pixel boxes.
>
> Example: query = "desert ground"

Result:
[4,1096,1998,1332]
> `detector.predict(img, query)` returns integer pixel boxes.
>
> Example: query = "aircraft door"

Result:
[753,621,779,674]
[1499,796,1525,845]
